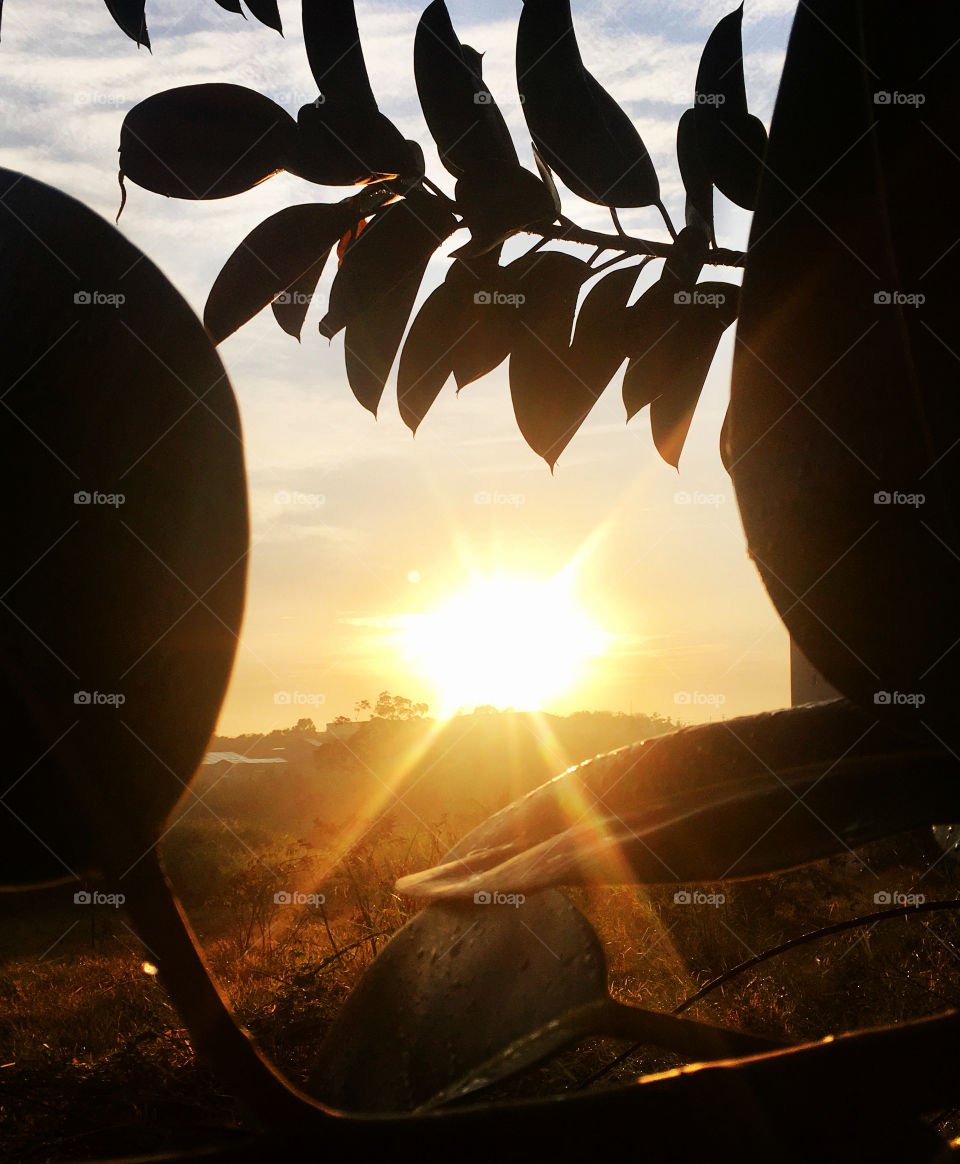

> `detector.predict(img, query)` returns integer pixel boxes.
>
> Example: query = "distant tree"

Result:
[331,714,351,724]
[473,704,498,715]
[354,698,371,719]
[292,717,317,734]
[373,691,429,721]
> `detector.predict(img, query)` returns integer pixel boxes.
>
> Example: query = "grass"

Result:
[4,823,960,1159]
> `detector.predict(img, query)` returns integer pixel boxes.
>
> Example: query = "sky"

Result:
[0,0,799,734]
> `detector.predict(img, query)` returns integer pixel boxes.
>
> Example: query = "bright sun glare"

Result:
[403,574,609,715]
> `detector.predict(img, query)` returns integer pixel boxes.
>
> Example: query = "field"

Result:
[4,713,960,1158]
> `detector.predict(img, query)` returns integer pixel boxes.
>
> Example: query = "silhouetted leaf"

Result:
[320,189,456,342]
[0,168,246,887]
[508,252,593,467]
[446,254,517,390]
[322,190,456,413]
[397,702,960,899]
[694,6,767,209]
[677,109,714,243]
[290,100,422,187]
[648,281,738,467]
[397,284,462,433]
[119,84,297,200]
[729,0,960,745]
[271,264,323,340]
[415,0,518,178]
[302,0,375,109]
[104,0,149,47]
[397,254,517,431]
[517,0,659,207]
[212,0,243,12]
[243,0,281,33]
[452,164,556,259]
[204,203,357,343]
[568,262,647,390]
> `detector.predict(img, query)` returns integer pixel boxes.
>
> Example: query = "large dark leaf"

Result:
[243,0,281,33]
[452,164,556,259]
[728,0,960,746]
[307,889,777,1112]
[415,0,518,178]
[212,0,243,12]
[638,280,739,467]
[104,0,149,47]
[320,189,456,341]
[677,109,714,243]
[290,101,422,187]
[322,190,456,413]
[119,84,296,200]
[397,254,519,432]
[302,0,376,110]
[508,252,592,467]
[204,203,357,344]
[517,0,659,207]
[694,6,767,209]
[397,701,960,899]
[271,264,323,341]
[0,167,246,888]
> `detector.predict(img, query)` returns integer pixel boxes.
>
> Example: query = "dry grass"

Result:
[4,825,960,1159]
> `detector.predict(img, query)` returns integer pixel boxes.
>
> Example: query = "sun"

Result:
[403,573,609,715]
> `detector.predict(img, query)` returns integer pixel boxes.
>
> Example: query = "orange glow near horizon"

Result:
[400,571,613,717]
